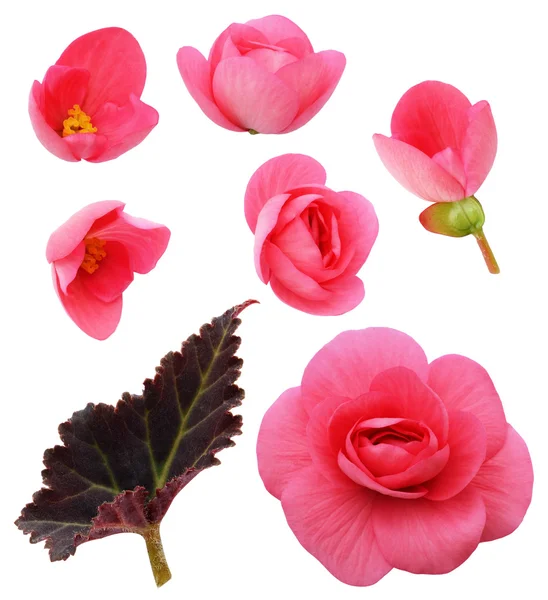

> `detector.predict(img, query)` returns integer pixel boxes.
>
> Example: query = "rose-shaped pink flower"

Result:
[257,328,533,586]
[177,15,345,134]
[47,201,170,340]
[30,28,158,162]
[245,154,378,315]
[373,80,497,202]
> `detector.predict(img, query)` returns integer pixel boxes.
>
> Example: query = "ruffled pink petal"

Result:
[373,486,486,574]
[54,242,85,293]
[212,56,299,133]
[390,81,471,157]
[427,354,507,459]
[338,452,429,499]
[208,24,269,75]
[462,101,498,196]
[57,27,147,116]
[271,193,323,235]
[301,328,429,414]
[41,65,90,129]
[277,51,346,133]
[245,154,326,231]
[176,46,245,132]
[253,193,293,282]
[245,15,313,52]
[369,367,449,445]
[257,387,312,499]
[375,445,449,489]
[54,269,123,340]
[373,135,465,202]
[424,410,486,501]
[79,241,134,303]
[432,147,466,189]
[63,130,107,161]
[471,425,533,542]
[46,201,125,263]
[281,467,392,586]
[272,213,324,273]
[88,211,171,274]
[306,395,355,485]
[270,272,364,316]
[29,82,79,162]
[87,94,158,162]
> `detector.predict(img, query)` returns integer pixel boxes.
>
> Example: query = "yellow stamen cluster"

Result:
[62,104,97,137]
[80,238,107,274]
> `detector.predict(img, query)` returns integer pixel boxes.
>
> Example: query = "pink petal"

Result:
[79,241,134,303]
[375,445,449,489]
[56,27,147,117]
[306,395,355,485]
[427,354,507,459]
[245,154,326,231]
[424,410,487,501]
[46,201,125,263]
[54,242,85,293]
[301,328,429,415]
[63,130,106,161]
[338,452,429,499]
[41,65,90,129]
[212,56,299,133]
[432,147,466,189]
[369,367,449,445]
[277,51,346,134]
[390,81,471,157]
[373,135,465,202]
[275,37,313,59]
[257,387,312,499]
[281,467,392,586]
[471,425,533,542]
[87,94,158,162]
[176,46,245,132]
[208,24,269,75]
[253,193,293,282]
[373,486,486,574]
[462,101,498,196]
[272,214,324,273]
[89,211,171,274]
[245,48,299,72]
[29,82,79,162]
[54,269,122,340]
[270,272,365,316]
[245,15,313,52]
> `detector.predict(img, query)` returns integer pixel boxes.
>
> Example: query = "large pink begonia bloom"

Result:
[257,328,533,586]
[47,201,170,340]
[245,154,378,315]
[373,81,497,202]
[30,28,158,162]
[177,15,345,134]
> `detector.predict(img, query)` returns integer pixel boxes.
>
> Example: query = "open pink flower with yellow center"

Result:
[30,28,158,162]
[257,328,533,586]
[177,15,345,134]
[47,201,170,340]
[373,81,500,273]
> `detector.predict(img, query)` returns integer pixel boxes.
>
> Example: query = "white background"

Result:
[0,0,546,598]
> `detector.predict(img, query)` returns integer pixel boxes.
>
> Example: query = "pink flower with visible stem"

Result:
[30,28,158,163]
[177,15,345,134]
[245,154,378,315]
[257,328,533,586]
[47,201,170,340]
[373,81,500,274]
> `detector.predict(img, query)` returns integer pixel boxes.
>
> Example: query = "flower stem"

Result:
[143,523,171,587]
[473,229,500,274]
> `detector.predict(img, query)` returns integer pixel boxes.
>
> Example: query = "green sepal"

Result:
[419,196,485,238]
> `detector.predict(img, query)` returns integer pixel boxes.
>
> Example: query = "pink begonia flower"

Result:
[245,154,378,315]
[373,81,500,274]
[177,15,345,134]
[257,328,533,586]
[47,201,170,340]
[30,28,158,162]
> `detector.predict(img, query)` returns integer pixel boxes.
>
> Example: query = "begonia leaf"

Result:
[16,301,256,587]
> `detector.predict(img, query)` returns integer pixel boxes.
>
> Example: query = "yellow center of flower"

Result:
[80,238,106,274]
[62,105,97,137]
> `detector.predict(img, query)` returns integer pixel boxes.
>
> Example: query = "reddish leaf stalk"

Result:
[143,523,171,587]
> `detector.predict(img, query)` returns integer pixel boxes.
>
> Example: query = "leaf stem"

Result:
[473,229,500,274]
[143,523,171,587]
